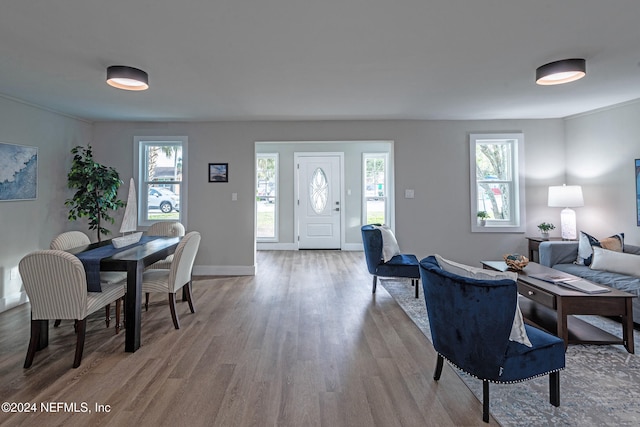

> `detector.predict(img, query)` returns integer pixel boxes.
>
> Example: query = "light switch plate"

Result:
[405,189,415,199]
[232,192,238,201]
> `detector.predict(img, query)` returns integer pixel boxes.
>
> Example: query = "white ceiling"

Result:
[2,1,640,122]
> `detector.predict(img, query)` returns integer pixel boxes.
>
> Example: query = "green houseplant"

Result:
[477,211,490,226]
[537,222,555,239]
[65,145,125,242]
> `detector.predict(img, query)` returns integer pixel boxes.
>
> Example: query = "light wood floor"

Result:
[0,250,496,426]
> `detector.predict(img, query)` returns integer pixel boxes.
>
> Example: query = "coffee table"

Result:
[481,261,635,353]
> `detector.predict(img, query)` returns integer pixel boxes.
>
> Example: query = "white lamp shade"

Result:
[548,185,584,208]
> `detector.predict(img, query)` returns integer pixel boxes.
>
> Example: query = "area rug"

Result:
[380,278,640,426]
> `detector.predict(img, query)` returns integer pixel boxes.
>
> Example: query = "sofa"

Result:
[539,240,640,321]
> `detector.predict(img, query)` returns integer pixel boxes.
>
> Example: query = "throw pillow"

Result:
[375,225,401,262]
[590,246,640,277]
[575,231,624,266]
[434,254,532,347]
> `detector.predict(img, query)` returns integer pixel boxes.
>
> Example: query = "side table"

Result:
[526,236,564,263]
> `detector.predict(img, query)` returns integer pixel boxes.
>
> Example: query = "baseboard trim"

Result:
[257,242,364,251]
[193,265,255,276]
[0,291,29,314]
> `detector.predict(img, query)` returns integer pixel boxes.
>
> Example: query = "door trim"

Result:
[294,152,345,250]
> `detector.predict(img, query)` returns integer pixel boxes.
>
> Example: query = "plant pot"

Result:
[479,219,486,227]
[540,232,549,240]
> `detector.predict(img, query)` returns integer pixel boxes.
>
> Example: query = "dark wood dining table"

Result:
[67,236,181,352]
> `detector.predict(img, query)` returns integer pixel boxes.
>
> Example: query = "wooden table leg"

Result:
[556,300,569,349]
[623,297,634,354]
[124,261,143,352]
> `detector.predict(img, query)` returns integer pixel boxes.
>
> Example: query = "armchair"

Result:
[419,255,565,423]
[361,224,420,298]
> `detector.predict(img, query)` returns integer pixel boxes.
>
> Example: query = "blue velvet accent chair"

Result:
[419,255,565,423]
[361,224,420,298]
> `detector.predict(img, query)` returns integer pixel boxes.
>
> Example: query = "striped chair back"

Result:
[50,231,91,250]
[19,250,89,320]
[169,231,201,293]
[147,221,185,237]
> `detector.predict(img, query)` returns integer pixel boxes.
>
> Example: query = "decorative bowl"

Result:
[503,253,529,271]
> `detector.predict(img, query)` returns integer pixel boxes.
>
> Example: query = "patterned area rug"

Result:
[379,278,640,426]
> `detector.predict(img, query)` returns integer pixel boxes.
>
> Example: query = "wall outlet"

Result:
[405,189,415,199]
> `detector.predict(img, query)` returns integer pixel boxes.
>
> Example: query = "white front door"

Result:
[296,154,342,249]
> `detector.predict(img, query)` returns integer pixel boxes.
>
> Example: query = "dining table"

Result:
[67,235,181,352]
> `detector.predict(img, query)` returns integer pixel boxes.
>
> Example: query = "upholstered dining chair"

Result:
[19,250,126,368]
[146,221,186,269]
[361,224,421,298]
[419,255,566,423]
[50,231,126,330]
[141,231,200,329]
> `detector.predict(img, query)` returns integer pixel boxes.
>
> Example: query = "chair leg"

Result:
[169,293,180,329]
[73,318,87,368]
[549,371,560,407]
[414,279,419,299]
[24,319,42,368]
[105,304,111,328]
[54,319,61,327]
[184,281,195,313]
[145,292,150,311]
[434,354,444,380]
[372,276,378,293]
[482,380,490,423]
[115,298,122,334]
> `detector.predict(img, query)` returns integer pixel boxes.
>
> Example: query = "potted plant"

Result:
[477,211,490,226]
[65,145,125,242]
[537,222,555,239]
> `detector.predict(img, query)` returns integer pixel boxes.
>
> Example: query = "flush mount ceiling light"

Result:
[106,65,149,91]
[535,58,586,85]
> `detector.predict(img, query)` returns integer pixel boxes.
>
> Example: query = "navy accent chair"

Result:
[419,256,565,423]
[361,224,420,298]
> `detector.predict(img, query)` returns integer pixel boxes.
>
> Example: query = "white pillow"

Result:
[375,225,401,262]
[590,247,640,277]
[434,254,532,347]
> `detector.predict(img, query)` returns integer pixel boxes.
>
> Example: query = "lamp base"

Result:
[560,208,577,240]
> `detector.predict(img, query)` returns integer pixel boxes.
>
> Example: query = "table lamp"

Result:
[548,184,584,240]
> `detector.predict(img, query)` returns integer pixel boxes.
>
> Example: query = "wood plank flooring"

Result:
[0,250,496,426]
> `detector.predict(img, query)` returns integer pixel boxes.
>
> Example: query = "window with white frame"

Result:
[256,153,278,241]
[469,133,525,232]
[363,153,389,225]
[135,137,187,227]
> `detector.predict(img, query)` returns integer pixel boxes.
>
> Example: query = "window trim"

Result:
[134,136,188,228]
[469,133,525,233]
[256,152,279,242]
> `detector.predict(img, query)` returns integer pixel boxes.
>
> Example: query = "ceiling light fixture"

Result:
[106,66,149,91]
[535,58,586,85]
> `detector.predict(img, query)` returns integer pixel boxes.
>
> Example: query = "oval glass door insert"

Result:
[310,167,328,214]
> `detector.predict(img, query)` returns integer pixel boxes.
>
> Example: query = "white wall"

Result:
[92,119,566,272]
[14,97,633,313]
[0,96,92,312]
[564,100,640,244]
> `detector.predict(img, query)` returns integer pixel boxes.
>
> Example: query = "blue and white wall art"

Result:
[0,142,37,201]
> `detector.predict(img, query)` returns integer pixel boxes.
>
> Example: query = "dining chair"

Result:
[50,231,126,330]
[142,231,200,329]
[146,221,186,269]
[19,250,126,368]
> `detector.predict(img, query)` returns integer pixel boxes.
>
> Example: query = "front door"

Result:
[296,154,342,249]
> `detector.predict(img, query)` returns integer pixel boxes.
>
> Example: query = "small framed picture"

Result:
[209,163,228,182]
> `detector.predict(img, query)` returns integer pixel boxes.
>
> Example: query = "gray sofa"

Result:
[539,241,640,321]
